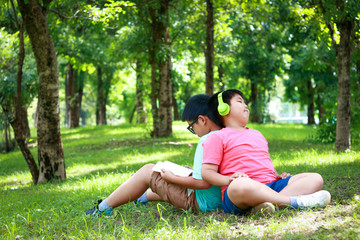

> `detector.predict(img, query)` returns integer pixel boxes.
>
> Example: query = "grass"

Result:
[0,122,359,239]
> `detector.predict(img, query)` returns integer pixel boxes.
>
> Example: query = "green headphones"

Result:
[217,92,230,116]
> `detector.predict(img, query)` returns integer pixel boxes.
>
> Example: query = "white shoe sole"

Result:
[249,202,275,215]
[318,190,331,207]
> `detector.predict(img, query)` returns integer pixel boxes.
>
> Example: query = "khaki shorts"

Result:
[149,172,200,212]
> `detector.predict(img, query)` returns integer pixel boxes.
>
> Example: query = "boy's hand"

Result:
[229,172,248,184]
[160,169,176,182]
[276,172,291,179]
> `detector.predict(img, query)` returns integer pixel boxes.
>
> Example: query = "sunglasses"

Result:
[187,117,198,134]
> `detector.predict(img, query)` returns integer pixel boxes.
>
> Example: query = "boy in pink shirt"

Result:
[202,89,331,215]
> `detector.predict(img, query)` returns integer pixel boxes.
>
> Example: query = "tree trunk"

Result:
[34,100,39,128]
[4,121,12,152]
[218,64,224,92]
[172,94,180,121]
[14,20,38,182]
[149,46,159,136]
[205,0,214,96]
[149,0,172,137]
[17,0,65,183]
[135,60,147,123]
[356,62,360,104]
[335,20,353,152]
[250,82,261,123]
[20,106,30,137]
[12,116,39,184]
[65,64,83,128]
[96,66,107,125]
[307,80,315,125]
[14,21,31,138]
[129,105,136,124]
[158,55,173,137]
[65,63,74,127]
[316,91,326,125]
[2,105,39,183]
[81,110,86,126]
[75,71,84,126]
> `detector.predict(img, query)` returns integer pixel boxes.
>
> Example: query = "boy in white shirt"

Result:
[85,94,222,216]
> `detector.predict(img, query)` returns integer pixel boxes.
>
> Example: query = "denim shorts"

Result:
[222,176,292,214]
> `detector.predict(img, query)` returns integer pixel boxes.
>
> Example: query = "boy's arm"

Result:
[201,163,231,187]
[160,169,211,189]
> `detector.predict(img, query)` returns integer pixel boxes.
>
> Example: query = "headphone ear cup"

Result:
[218,103,230,116]
[217,92,230,116]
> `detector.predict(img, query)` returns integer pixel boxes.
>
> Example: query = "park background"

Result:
[1,0,360,239]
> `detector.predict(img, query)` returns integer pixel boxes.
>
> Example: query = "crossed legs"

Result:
[227,173,324,210]
[104,166,324,211]
[279,173,323,196]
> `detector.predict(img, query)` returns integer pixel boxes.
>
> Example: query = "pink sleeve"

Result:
[202,133,223,166]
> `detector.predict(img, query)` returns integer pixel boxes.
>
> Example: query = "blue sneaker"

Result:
[133,191,148,205]
[133,199,148,206]
[85,199,113,216]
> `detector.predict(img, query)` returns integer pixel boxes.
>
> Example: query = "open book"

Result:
[152,161,193,177]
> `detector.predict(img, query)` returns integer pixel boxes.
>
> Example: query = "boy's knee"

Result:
[142,164,155,171]
[227,178,255,197]
[138,164,156,176]
[312,173,324,189]
[302,172,323,190]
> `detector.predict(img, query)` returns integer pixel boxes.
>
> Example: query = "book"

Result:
[152,161,193,177]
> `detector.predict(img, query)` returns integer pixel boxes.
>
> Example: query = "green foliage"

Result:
[0,123,360,239]
[309,119,360,145]
[216,1,286,122]
[283,2,338,121]
[1,0,359,145]
[0,28,38,110]
[313,121,337,143]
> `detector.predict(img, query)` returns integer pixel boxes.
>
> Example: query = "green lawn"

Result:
[1,122,359,239]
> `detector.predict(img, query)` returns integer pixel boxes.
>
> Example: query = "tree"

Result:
[0,109,14,153]
[17,0,65,183]
[135,59,147,123]
[147,0,173,137]
[96,65,113,125]
[48,13,88,129]
[225,1,285,123]
[0,4,38,182]
[65,63,84,128]
[353,29,360,128]
[205,0,215,96]
[283,5,337,125]
[317,0,360,151]
[47,0,132,127]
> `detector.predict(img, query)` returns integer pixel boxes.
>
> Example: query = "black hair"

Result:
[182,94,209,121]
[182,94,222,127]
[208,89,246,127]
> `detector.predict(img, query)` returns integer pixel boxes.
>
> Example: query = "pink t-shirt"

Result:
[202,128,277,196]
